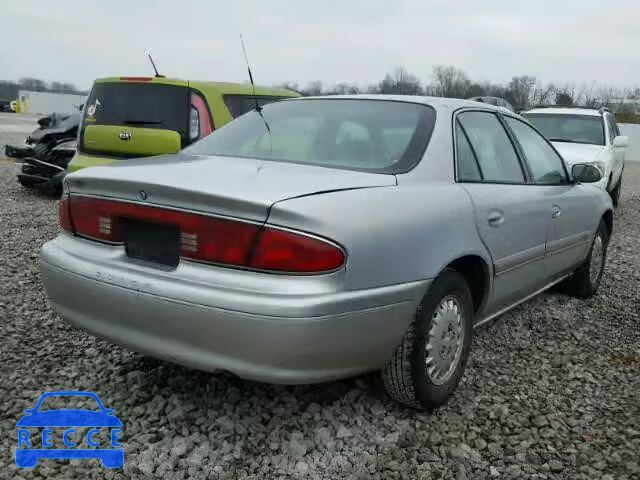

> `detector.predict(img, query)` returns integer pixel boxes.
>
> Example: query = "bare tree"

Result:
[328,82,362,95]
[579,82,600,108]
[531,82,556,106]
[430,65,470,98]
[303,81,323,96]
[18,77,47,92]
[505,76,536,110]
[377,67,423,95]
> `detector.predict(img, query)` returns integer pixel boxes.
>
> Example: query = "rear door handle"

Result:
[551,205,562,218]
[487,211,504,226]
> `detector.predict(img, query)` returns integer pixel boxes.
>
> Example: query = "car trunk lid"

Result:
[65,153,396,222]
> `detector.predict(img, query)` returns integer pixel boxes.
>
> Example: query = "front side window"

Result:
[186,99,436,173]
[457,111,525,183]
[523,113,605,146]
[505,117,568,185]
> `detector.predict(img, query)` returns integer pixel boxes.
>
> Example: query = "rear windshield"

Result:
[82,82,189,141]
[185,99,436,173]
[224,94,293,119]
[523,113,604,146]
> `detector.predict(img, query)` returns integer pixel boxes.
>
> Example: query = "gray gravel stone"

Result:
[1,161,639,479]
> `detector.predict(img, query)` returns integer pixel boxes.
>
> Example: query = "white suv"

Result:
[523,106,628,205]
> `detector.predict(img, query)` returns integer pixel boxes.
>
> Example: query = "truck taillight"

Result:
[62,196,345,273]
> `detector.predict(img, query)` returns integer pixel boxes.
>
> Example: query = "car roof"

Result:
[290,94,506,112]
[94,77,299,97]
[525,107,603,117]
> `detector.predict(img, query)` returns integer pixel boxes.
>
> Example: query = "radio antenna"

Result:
[146,52,164,78]
[240,34,261,111]
[239,34,272,151]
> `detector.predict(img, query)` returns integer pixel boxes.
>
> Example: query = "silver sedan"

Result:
[40,96,613,409]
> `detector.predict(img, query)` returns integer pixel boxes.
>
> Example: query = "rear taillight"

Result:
[63,196,345,273]
[189,106,200,141]
[250,228,345,273]
[58,197,72,232]
[190,92,213,139]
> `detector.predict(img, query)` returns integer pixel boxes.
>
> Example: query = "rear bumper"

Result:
[40,235,428,383]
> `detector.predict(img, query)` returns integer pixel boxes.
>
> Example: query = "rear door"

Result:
[81,81,189,157]
[503,115,597,275]
[455,110,551,315]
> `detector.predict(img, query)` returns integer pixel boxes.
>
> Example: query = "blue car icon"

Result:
[16,391,123,468]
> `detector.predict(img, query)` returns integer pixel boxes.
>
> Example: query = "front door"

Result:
[502,116,597,276]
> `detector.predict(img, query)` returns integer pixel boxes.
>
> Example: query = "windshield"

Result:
[82,82,189,145]
[185,99,436,173]
[37,395,101,412]
[523,113,604,146]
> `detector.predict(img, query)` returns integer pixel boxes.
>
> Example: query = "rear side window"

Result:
[455,121,482,181]
[457,111,525,183]
[83,83,189,143]
[223,95,291,119]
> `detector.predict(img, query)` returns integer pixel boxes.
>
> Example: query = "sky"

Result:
[3,0,639,91]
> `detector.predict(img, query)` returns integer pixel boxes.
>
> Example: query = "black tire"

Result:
[561,220,609,299]
[382,270,474,410]
[610,177,621,207]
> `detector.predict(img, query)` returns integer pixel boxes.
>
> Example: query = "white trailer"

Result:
[17,91,86,115]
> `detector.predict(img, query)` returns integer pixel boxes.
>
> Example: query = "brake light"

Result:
[64,196,345,273]
[58,197,72,232]
[189,106,200,141]
[119,76,153,81]
[250,228,345,272]
[190,92,213,139]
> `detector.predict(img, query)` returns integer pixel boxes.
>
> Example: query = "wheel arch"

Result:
[443,254,491,314]
[602,209,613,237]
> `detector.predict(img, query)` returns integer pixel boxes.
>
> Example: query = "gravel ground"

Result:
[1,161,639,480]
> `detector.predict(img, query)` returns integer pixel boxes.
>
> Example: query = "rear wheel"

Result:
[382,270,473,410]
[561,220,609,299]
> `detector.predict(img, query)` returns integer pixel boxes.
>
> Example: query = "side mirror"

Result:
[613,135,629,148]
[572,164,603,183]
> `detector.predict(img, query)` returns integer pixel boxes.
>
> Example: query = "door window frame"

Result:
[500,114,572,186]
[452,108,531,185]
[604,113,620,144]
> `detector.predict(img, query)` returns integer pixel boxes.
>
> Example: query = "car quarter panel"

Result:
[266,183,492,292]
